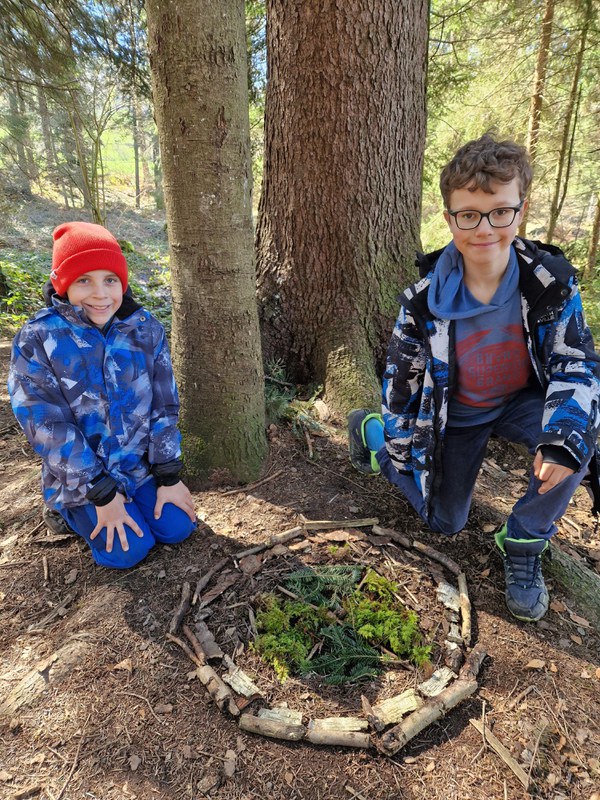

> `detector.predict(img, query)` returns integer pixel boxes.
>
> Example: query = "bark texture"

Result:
[145,0,267,482]
[256,0,428,413]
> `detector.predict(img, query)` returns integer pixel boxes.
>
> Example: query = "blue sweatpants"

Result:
[377,388,590,541]
[60,478,196,568]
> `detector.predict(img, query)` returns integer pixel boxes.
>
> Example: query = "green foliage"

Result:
[285,565,362,609]
[264,359,326,437]
[0,250,49,334]
[344,569,432,665]
[252,568,432,685]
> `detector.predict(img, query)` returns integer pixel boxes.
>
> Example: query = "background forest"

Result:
[1,0,600,436]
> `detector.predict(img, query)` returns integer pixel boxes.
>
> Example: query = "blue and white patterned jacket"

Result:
[8,296,181,511]
[382,238,600,513]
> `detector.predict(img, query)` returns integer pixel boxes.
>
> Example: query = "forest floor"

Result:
[1,201,600,800]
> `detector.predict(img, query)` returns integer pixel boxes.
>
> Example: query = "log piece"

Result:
[196,665,240,717]
[436,581,460,612]
[302,518,379,531]
[379,646,487,755]
[222,656,263,700]
[258,707,303,724]
[417,666,455,697]
[306,719,371,748]
[457,572,472,646]
[181,624,206,665]
[370,689,422,729]
[546,541,600,628]
[371,525,412,549]
[191,621,224,661]
[239,712,305,741]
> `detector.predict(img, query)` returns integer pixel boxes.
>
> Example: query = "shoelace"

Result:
[506,552,542,587]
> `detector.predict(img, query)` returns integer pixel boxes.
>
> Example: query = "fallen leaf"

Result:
[576,728,589,744]
[323,530,351,542]
[128,754,141,771]
[181,745,193,759]
[569,612,591,628]
[64,568,78,585]
[550,599,567,613]
[270,544,289,556]
[482,524,496,533]
[596,667,600,680]
[112,658,133,673]
[581,669,591,679]
[154,703,173,714]
[284,772,294,787]
[223,749,236,778]
[0,770,13,781]
[239,554,262,576]
[557,734,566,752]
[404,756,417,764]
[546,773,558,787]
[200,572,239,606]
[424,761,436,772]
[570,634,583,645]
[525,659,546,670]
[549,662,558,673]
[479,568,491,578]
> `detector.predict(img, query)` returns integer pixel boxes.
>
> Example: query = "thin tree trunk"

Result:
[584,194,600,279]
[3,59,31,193]
[519,0,555,237]
[255,0,428,414]
[131,99,141,208]
[146,0,267,483]
[37,85,70,208]
[546,4,590,242]
[152,132,164,210]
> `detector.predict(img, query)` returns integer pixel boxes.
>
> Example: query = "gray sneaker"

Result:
[495,525,549,622]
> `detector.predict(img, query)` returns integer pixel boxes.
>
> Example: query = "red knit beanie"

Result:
[50,222,128,295]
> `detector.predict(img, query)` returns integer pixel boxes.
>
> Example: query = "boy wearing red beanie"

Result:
[8,222,196,568]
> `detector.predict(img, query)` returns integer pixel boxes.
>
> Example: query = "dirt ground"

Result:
[1,204,600,800]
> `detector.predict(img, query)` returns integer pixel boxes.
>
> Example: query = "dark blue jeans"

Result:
[377,388,590,541]
[60,477,196,568]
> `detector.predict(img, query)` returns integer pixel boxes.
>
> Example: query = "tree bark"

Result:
[145,0,267,483]
[584,193,600,279]
[256,0,428,414]
[546,2,591,242]
[519,0,555,238]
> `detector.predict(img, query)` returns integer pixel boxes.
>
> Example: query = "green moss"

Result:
[252,568,432,684]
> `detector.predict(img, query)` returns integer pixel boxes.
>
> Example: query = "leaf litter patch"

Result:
[166,518,487,756]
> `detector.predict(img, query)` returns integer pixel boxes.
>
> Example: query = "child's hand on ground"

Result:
[91,493,145,552]
[154,481,196,522]
[533,451,575,494]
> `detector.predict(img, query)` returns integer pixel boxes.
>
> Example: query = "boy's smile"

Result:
[66,270,124,327]
[444,177,527,278]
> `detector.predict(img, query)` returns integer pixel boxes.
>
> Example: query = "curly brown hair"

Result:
[439,133,532,208]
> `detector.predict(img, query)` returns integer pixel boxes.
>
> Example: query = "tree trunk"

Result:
[255,0,428,414]
[152,132,164,210]
[547,542,600,629]
[37,85,70,208]
[546,3,590,242]
[145,0,267,483]
[519,0,555,238]
[584,193,600,279]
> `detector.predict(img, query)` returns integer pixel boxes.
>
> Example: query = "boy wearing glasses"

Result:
[349,133,600,622]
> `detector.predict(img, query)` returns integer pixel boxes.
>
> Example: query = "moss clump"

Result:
[252,567,432,684]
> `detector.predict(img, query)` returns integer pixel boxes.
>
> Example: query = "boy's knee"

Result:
[90,530,155,569]
[428,513,465,537]
[151,505,196,544]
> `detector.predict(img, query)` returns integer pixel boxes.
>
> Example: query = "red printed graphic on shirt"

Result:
[454,324,532,408]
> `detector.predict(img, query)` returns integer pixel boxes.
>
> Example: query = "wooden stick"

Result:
[380,646,487,755]
[182,624,206,665]
[42,556,49,582]
[165,632,204,668]
[302,517,379,531]
[457,572,472,646]
[168,581,191,635]
[54,713,90,800]
[275,585,339,623]
[239,712,305,741]
[233,526,304,559]
[192,557,229,604]
[469,719,530,789]
[220,469,284,496]
[505,684,534,712]
[304,428,314,459]
[411,540,461,576]
[372,525,412,549]
[196,664,240,716]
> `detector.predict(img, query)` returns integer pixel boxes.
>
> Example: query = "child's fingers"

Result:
[116,524,130,552]
[154,498,164,520]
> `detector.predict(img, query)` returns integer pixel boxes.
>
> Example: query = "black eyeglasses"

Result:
[447,200,524,230]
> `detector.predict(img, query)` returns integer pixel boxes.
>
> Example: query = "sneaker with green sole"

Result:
[347,409,382,475]
[495,524,549,622]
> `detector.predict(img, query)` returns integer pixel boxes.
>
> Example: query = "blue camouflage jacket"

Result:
[8,296,181,511]
[382,238,600,513]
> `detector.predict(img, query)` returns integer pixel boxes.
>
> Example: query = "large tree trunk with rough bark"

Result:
[256,0,428,414]
[145,0,267,483]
